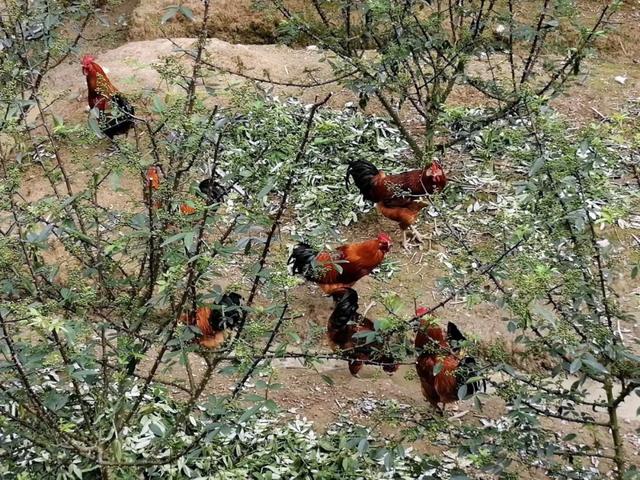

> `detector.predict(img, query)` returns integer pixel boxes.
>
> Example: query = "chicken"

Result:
[144,169,226,215]
[180,178,227,215]
[288,233,391,295]
[414,308,484,413]
[146,166,161,190]
[180,292,244,349]
[328,288,399,376]
[346,160,447,249]
[81,55,134,139]
[144,166,163,210]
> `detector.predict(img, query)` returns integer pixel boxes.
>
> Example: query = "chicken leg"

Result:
[403,226,427,250]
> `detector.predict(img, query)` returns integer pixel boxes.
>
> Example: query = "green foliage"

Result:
[218,89,410,236]
[0,0,638,479]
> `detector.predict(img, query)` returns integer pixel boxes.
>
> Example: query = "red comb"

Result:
[81,55,96,67]
[377,232,392,244]
[415,306,429,317]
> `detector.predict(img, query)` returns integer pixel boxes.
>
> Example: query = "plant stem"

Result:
[605,379,627,478]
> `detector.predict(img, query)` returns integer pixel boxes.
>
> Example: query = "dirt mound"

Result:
[128,0,310,44]
[45,38,355,125]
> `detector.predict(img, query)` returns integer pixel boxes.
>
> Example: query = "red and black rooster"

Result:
[289,233,391,295]
[181,292,244,349]
[328,288,399,376]
[414,308,484,413]
[346,160,447,249]
[82,55,135,139]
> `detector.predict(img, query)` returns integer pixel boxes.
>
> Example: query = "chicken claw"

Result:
[409,225,425,244]
[403,227,427,250]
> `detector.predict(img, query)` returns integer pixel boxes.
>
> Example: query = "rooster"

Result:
[81,55,134,139]
[414,307,484,413]
[346,160,447,249]
[180,178,228,215]
[289,233,391,295]
[329,288,399,376]
[144,168,226,215]
[180,292,244,349]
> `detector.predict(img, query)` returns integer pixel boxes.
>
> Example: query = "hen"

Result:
[346,160,447,249]
[328,288,399,376]
[414,308,484,413]
[81,55,135,139]
[181,292,244,349]
[289,233,391,295]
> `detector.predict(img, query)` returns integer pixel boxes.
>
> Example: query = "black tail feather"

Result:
[345,160,379,202]
[288,243,319,280]
[209,292,244,331]
[329,288,359,326]
[446,321,467,353]
[456,356,484,396]
[198,178,227,205]
[101,93,135,139]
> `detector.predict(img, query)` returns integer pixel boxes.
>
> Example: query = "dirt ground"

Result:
[23,0,640,472]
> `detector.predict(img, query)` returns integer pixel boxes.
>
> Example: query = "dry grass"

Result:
[128,0,314,44]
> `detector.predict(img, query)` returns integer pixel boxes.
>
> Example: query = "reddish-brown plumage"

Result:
[179,293,243,349]
[181,307,225,349]
[327,313,376,376]
[81,55,135,138]
[289,234,391,295]
[415,323,460,409]
[328,288,399,376]
[146,166,160,190]
[82,55,119,111]
[370,164,447,202]
[347,161,447,246]
[414,316,482,412]
[372,164,446,228]
[180,204,197,215]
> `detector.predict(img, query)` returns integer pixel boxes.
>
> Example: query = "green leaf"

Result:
[569,358,582,374]
[183,231,195,251]
[178,5,194,21]
[257,178,276,200]
[320,374,334,386]
[88,114,103,137]
[152,95,166,113]
[238,404,260,423]
[457,384,468,400]
[43,391,69,411]
[161,6,179,24]
[433,362,443,376]
[529,156,546,176]
[582,356,608,374]
[161,232,186,247]
[149,420,166,437]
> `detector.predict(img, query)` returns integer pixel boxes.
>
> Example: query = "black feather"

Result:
[456,356,484,396]
[198,178,227,205]
[208,292,244,331]
[345,160,380,202]
[446,321,466,353]
[288,242,319,280]
[330,288,359,326]
[101,93,134,139]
